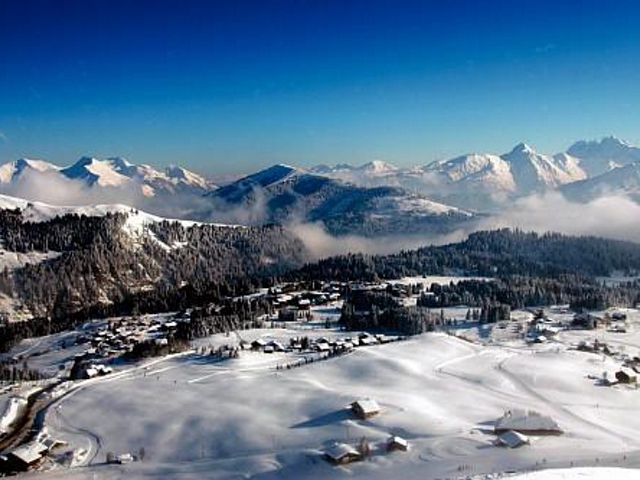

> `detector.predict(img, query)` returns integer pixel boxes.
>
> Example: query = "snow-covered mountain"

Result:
[567,136,640,176]
[0,156,216,220]
[309,160,402,187]
[418,143,586,210]
[0,158,60,184]
[59,156,214,196]
[208,164,475,236]
[562,161,640,202]
[307,137,640,210]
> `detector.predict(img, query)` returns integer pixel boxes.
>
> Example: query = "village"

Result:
[1,276,640,478]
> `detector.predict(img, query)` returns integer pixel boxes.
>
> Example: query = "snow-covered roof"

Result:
[618,367,637,378]
[10,442,48,464]
[324,442,359,461]
[495,409,561,434]
[496,430,530,448]
[387,436,409,448]
[351,399,380,415]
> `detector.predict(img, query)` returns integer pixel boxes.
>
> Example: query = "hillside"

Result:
[294,229,640,281]
[206,164,475,235]
[0,196,308,321]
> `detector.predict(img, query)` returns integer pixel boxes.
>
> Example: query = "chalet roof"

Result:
[387,436,409,448]
[351,399,380,415]
[495,409,561,433]
[10,442,48,465]
[618,367,637,378]
[496,430,530,448]
[324,442,359,461]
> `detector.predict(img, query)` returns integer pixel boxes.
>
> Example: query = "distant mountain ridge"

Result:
[308,136,640,209]
[2,136,639,231]
[0,155,214,197]
[207,164,475,236]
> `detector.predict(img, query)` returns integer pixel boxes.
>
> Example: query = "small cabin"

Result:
[350,399,381,420]
[386,435,409,452]
[616,367,637,384]
[324,442,361,465]
[4,442,48,471]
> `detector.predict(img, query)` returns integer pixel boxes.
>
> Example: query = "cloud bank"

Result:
[3,175,639,260]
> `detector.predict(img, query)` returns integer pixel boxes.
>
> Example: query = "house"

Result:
[350,399,381,420]
[494,409,562,435]
[616,367,637,384]
[323,442,362,465]
[278,307,298,322]
[117,453,134,464]
[298,299,311,310]
[386,435,409,452]
[268,341,285,352]
[496,430,530,448]
[572,313,606,330]
[4,442,48,471]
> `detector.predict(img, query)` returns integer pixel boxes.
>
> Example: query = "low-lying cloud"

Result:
[3,175,640,260]
[289,192,640,259]
[477,192,640,242]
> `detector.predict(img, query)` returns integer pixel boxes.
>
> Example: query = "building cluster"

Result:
[323,399,409,465]
[70,316,182,379]
[0,428,65,473]
[250,332,399,357]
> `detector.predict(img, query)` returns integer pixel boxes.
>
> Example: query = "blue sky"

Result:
[1,0,639,175]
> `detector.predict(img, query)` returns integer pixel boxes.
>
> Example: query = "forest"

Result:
[293,229,640,281]
[2,207,640,352]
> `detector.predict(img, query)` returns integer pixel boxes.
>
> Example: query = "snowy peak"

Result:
[165,164,211,189]
[0,158,59,184]
[562,160,640,201]
[239,164,298,187]
[567,136,640,176]
[501,142,586,191]
[211,164,302,203]
[358,160,398,175]
[507,142,536,157]
[61,156,134,187]
[57,156,214,195]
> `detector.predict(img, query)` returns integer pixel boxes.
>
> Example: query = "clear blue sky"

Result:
[1,0,639,175]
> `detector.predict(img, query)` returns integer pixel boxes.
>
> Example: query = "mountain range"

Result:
[206,163,474,235]
[1,136,639,235]
[0,156,214,198]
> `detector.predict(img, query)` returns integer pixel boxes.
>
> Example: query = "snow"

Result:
[567,136,640,177]
[498,467,640,479]
[13,324,640,479]
[0,193,242,230]
[0,158,59,184]
[0,395,27,435]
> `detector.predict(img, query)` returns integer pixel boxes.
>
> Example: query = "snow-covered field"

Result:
[14,319,640,480]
